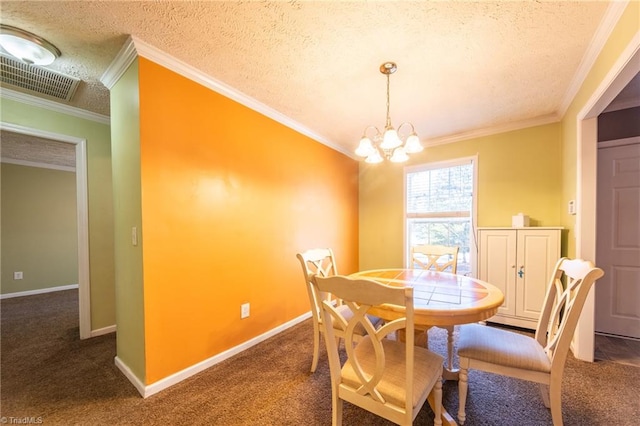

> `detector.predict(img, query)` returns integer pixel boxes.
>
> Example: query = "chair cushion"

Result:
[457,324,551,373]
[341,336,443,409]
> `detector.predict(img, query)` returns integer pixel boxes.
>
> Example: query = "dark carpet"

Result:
[1,289,638,425]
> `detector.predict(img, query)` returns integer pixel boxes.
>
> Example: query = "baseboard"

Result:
[486,315,536,331]
[595,331,640,342]
[0,284,79,299]
[91,325,116,337]
[117,310,312,398]
[114,356,146,397]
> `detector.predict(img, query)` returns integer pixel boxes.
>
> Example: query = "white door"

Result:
[516,230,560,321]
[596,142,640,338]
[478,229,516,317]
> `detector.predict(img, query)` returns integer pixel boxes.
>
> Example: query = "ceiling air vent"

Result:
[0,53,80,102]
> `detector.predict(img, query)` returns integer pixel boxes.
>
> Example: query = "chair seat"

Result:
[458,324,551,373]
[341,336,444,408]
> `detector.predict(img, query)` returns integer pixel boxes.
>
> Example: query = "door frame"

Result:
[1,121,91,339]
[575,33,639,361]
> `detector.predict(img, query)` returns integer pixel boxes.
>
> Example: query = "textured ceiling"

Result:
[0,0,631,158]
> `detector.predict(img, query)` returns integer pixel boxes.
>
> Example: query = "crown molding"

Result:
[102,35,353,159]
[0,87,110,125]
[425,113,561,147]
[558,1,630,116]
[100,36,138,89]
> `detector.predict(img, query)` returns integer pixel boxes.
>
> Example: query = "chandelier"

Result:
[355,62,423,163]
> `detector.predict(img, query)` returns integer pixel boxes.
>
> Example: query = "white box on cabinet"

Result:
[511,213,530,227]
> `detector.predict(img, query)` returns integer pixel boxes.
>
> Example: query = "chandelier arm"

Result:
[362,125,383,140]
[397,122,416,137]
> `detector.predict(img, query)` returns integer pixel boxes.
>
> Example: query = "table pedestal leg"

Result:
[397,327,430,346]
[412,326,460,381]
[415,327,429,347]
[442,325,460,381]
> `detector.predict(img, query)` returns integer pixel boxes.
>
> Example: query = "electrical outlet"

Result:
[241,303,250,319]
[14,271,23,280]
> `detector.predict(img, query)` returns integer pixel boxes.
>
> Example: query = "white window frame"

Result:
[403,155,478,276]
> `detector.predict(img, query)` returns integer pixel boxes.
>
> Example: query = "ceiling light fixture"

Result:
[355,62,423,164]
[0,24,60,66]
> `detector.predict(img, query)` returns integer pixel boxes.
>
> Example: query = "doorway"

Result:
[575,39,640,361]
[0,122,91,339]
[595,139,640,339]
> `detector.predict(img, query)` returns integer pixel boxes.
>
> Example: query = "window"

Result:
[405,158,475,275]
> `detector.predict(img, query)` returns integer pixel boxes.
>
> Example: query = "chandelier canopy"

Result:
[355,62,423,164]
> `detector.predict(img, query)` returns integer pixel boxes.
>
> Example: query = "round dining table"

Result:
[349,268,505,426]
[350,268,504,327]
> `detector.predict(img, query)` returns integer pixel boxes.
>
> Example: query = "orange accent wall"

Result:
[138,58,359,383]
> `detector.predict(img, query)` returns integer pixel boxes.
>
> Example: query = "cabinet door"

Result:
[515,230,560,320]
[478,230,517,317]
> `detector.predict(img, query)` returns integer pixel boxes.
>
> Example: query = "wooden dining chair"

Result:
[296,248,381,373]
[410,244,459,273]
[409,244,460,370]
[456,258,604,426]
[314,274,444,426]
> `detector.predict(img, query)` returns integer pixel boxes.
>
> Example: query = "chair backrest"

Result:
[535,258,604,373]
[296,248,338,323]
[313,275,416,415]
[410,244,459,273]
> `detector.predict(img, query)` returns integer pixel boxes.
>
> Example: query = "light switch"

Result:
[241,303,250,319]
[132,227,138,246]
[568,200,576,215]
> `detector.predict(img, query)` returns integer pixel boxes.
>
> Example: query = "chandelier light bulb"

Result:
[365,150,384,164]
[404,133,423,153]
[380,127,402,150]
[390,147,409,163]
[355,136,375,157]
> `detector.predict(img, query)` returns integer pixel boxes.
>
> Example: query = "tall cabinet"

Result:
[477,227,562,329]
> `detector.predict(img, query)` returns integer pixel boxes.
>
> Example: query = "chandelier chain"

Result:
[385,73,392,129]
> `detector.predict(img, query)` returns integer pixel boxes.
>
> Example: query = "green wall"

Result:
[110,59,146,383]
[359,122,563,271]
[0,98,115,331]
[561,1,639,258]
[1,163,77,294]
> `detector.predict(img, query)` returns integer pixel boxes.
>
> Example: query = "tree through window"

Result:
[405,159,475,275]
